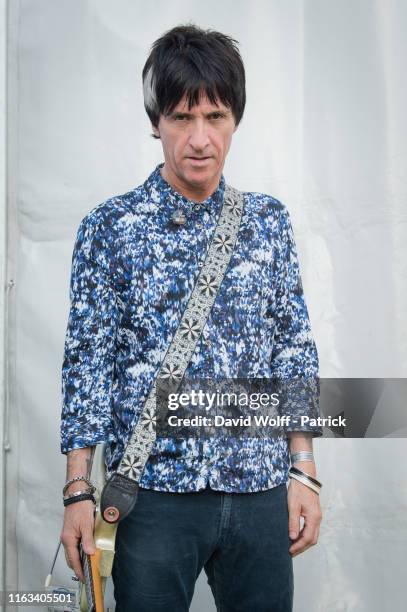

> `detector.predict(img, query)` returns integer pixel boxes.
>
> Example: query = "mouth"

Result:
[187,156,212,166]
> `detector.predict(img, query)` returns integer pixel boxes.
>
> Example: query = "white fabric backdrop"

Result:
[4,0,407,610]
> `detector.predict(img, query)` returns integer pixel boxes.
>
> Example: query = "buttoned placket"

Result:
[154,174,230,483]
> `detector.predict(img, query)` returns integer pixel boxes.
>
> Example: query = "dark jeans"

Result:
[112,483,293,612]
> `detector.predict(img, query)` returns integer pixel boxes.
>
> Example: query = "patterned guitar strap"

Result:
[100,183,245,523]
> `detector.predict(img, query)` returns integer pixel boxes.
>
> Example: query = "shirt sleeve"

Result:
[270,207,322,437]
[60,213,118,453]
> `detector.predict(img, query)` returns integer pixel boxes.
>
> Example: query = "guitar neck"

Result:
[81,549,96,612]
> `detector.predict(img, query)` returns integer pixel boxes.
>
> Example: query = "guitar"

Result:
[79,444,117,612]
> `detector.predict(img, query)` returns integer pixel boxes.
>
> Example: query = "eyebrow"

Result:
[170,109,231,118]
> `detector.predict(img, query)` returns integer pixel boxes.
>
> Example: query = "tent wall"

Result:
[0,0,7,595]
[3,1,407,610]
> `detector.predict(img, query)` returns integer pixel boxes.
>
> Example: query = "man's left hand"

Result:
[287,468,322,557]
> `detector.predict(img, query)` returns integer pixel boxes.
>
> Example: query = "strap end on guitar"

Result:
[100,473,139,523]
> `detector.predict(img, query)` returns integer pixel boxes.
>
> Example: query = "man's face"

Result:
[153,93,237,200]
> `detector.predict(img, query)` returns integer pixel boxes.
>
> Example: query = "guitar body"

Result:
[79,444,118,612]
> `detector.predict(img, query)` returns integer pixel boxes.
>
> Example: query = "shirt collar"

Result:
[144,162,226,215]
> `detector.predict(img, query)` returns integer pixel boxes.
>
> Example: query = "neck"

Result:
[160,165,221,203]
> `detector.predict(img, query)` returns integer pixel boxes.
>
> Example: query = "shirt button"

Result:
[196,222,203,229]
[198,261,204,269]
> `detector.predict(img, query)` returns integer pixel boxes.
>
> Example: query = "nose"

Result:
[188,119,211,152]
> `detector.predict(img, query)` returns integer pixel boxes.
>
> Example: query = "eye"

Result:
[210,113,223,120]
[173,114,189,121]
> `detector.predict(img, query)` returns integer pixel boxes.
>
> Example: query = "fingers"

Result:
[62,538,85,583]
[288,503,301,541]
[287,478,322,557]
[289,513,321,557]
[81,527,96,556]
[61,502,96,582]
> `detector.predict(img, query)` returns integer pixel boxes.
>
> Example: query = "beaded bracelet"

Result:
[63,476,94,496]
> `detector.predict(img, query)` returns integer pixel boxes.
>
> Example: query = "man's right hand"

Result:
[60,500,96,583]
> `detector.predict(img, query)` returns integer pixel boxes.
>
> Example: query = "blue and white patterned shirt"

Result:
[60,163,322,493]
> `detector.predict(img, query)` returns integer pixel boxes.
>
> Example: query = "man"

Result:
[60,24,322,612]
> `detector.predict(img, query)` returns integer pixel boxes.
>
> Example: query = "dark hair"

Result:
[142,23,246,137]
